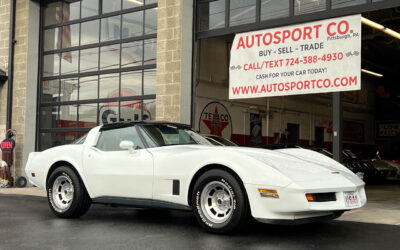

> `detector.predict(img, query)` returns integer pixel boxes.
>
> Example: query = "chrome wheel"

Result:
[200,181,234,224]
[52,175,74,212]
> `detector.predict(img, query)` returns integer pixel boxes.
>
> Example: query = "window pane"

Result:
[261,0,289,21]
[44,2,62,26]
[143,99,155,120]
[101,15,121,42]
[99,102,119,124]
[40,106,59,129]
[80,47,99,72]
[62,24,80,48]
[41,80,60,103]
[78,103,98,127]
[82,0,99,18]
[122,11,143,39]
[332,0,366,9]
[81,20,99,45]
[43,54,60,77]
[59,104,78,128]
[143,69,156,95]
[102,0,121,13]
[122,41,142,68]
[120,100,143,122]
[230,0,257,26]
[144,39,156,65]
[44,28,61,51]
[145,8,157,34]
[295,0,326,15]
[96,126,144,151]
[146,0,157,4]
[100,44,121,70]
[79,75,98,100]
[63,0,80,21]
[60,78,78,102]
[198,0,225,31]
[121,71,142,96]
[123,0,144,9]
[39,132,78,151]
[100,73,120,99]
[61,50,79,75]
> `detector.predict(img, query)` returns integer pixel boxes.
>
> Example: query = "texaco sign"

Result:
[199,102,232,139]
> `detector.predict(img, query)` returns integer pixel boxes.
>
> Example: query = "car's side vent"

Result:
[173,180,180,195]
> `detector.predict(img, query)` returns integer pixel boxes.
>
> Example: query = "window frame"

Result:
[195,0,400,40]
[37,0,158,151]
[95,125,147,151]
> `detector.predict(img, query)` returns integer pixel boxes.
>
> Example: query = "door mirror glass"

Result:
[120,140,135,153]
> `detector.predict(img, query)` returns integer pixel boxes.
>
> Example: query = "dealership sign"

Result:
[229,15,361,99]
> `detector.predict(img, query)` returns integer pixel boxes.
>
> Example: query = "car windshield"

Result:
[139,124,212,147]
[73,133,88,144]
[208,136,237,146]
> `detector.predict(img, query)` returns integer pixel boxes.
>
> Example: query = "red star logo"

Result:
[202,106,229,136]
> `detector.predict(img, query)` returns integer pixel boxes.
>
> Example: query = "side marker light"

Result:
[258,188,279,198]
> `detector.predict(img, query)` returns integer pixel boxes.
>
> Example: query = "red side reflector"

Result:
[31,173,36,177]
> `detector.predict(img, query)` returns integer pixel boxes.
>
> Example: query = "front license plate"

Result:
[344,191,359,207]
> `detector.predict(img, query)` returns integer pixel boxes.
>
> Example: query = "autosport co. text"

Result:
[231,76,358,96]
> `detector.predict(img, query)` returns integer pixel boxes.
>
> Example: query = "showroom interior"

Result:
[194,0,400,182]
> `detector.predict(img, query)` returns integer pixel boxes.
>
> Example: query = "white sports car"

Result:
[25,122,366,233]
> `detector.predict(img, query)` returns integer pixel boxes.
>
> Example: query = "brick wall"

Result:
[0,0,10,138]
[0,0,30,177]
[156,0,183,122]
[13,0,29,176]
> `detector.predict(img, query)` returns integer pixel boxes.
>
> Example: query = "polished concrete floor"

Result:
[340,183,400,225]
[0,184,399,250]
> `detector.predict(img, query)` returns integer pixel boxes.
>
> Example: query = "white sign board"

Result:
[229,15,361,99]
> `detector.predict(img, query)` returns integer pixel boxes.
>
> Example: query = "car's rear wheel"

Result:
[192,169,249,234]
[47,166,91,218]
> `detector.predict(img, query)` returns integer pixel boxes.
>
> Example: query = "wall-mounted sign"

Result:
[229,15,361,99]
[199,102,232,139]
[377,122,400,138]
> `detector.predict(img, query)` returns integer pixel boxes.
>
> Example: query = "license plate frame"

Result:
[344,191,359,207]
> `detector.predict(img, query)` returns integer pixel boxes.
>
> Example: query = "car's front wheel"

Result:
[47,166,91,218]
[192,169,249,234]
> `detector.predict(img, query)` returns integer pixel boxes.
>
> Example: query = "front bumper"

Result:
[245,182,366,222]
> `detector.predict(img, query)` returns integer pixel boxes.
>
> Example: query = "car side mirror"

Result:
[120,140,135,154]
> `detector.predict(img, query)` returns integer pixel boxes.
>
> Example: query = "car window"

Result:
[96,126,144,151]
[73,133,87,144]
[139,124,212,147]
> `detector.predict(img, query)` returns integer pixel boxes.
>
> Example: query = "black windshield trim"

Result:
[100,121,191,131]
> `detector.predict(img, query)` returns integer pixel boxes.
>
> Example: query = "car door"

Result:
[82,125,153,199]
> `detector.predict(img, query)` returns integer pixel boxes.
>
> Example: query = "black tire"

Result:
[16,176,27,187]
[192,169,249,234]
[47,166,91,218]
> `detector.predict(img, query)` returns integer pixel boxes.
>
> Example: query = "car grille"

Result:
[307,192,337,202]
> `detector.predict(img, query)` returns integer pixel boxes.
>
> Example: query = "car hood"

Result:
[371,159,399,171]
[150,145,361,185]
[225,147,358,183]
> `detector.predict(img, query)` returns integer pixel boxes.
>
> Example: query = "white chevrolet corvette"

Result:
[25,122,366,233]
